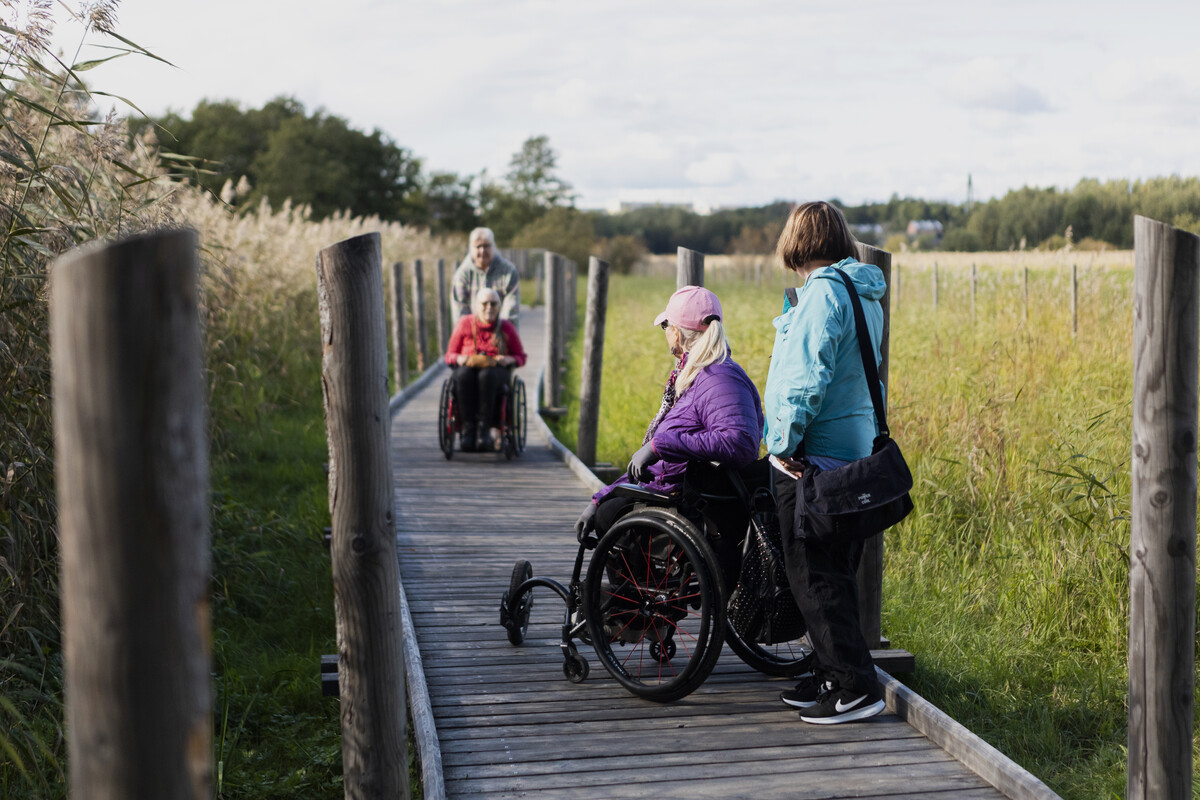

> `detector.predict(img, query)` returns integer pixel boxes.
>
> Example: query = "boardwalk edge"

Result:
[532,366,607,494]
[877,667,1063,800]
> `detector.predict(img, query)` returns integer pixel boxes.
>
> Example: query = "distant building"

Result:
[906,220,944,242]
[852,223,884,238]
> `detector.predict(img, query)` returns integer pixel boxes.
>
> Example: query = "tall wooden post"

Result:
[577,257,610,467]
[412,258,429,371]
[543,251,561,409]
[1128,216,1199,800]
[316,233,409,800]
[52,230,212,800]
[390,262,408,390]
[677,246,705,288]
[854,243,892,649]
[436,258,450,352]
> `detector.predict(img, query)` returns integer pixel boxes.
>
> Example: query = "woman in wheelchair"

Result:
[574,285,763,542]
[445,287,527,451]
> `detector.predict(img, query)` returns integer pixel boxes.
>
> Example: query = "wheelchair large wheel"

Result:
[513,377,527,453]
[725,619,814,677]
[582,507,724,703]
[437,379,455,459]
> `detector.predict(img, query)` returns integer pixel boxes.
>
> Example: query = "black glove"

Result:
[627,441,660,483]
[575,503,598,541]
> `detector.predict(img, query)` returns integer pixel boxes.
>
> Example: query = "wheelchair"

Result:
[499,458,812,703]
[438,369,527,460]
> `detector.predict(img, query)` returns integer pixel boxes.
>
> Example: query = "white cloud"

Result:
[944,57,1051,114]
[684,153,745,187]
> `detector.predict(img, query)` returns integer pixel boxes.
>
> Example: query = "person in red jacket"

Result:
[445,288,527,451]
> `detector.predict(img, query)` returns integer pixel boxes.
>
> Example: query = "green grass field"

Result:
[548,257,1199,800]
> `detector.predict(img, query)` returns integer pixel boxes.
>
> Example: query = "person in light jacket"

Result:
[452,227,520,326]
[765,200,888,725]
[574,285,764,539]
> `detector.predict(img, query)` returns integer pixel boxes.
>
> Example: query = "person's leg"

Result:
[477,366,511,447]
[450,367,480,450]
[774,469,877,701]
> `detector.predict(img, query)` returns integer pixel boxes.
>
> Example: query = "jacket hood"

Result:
[785,258,887,308]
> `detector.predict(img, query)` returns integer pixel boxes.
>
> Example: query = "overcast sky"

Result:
[50,0,1200,211]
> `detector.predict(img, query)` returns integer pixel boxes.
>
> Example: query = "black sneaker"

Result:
[478,425,494,451]
[799,687,885,725]
[779,673,828,709]
[460,426,476,452]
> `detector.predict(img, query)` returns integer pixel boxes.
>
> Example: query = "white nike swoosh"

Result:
[835,695,869,712]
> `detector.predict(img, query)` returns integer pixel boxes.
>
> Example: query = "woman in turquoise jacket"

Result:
[765,201,888,726]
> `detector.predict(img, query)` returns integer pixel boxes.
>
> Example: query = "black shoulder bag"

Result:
[794,269,914,542]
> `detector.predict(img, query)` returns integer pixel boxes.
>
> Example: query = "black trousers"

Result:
[773,469,876,695]
[450,365,511,428]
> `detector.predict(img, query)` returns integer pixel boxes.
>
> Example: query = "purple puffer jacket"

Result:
[592,358,764,504]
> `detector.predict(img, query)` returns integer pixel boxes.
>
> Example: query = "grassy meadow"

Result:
[549,252,1199,800]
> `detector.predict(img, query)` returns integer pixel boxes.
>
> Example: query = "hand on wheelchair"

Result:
[575,502,598,547]
[627,441,660,483]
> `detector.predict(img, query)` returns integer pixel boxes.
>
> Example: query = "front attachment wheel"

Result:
[582,508,723,703]
[504,560,533,645]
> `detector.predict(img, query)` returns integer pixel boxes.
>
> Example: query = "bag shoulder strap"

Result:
[831,267,888,437]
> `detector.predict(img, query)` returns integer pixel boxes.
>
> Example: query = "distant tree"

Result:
[593,234,648,275]
[421,171,478,234]
[481,135,576,243]
[940,228,983,252]
[511,206,595,268]
[138,96,426,223]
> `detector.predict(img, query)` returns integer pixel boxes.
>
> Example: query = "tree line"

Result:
[138,96,1200,267]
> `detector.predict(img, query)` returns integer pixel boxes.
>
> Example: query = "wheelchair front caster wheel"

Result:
[563,653,589,683]
[504,560,533,645]
[649,638,677,661]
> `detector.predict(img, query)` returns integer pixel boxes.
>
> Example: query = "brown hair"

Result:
[775,201,858,272]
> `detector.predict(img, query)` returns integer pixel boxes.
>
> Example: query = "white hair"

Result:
[474,287,500,308]
[469,227,496,247]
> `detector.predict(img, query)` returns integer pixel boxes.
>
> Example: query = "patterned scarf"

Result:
[643,352,687,445]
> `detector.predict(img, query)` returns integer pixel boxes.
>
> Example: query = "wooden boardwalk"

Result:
[390,306,1049,800]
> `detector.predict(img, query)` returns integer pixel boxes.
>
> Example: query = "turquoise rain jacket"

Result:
[763,258,887,461]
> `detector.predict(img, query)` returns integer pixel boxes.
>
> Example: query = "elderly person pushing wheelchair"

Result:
[575,285,764,538]
[445,287,527,451]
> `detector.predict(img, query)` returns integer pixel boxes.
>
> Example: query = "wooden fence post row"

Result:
[52,230,212,800]
[316,233,410,800]
[1128,216,1199,800]
[390,262,408,390]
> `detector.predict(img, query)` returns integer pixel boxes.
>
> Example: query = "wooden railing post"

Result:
[854,243,892,649]
[52,230,212,800]
[542,252,562,410]
[677,246,704,288]
[1128,215,1199,800]
[390,261,408,389]
[436,257,449,352]
[412,258,429,371]
[316,233,409,800]
[577,256,610,467]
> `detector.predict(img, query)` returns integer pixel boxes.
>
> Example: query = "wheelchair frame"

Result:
[438,369,527,460]
[499,461,813,703]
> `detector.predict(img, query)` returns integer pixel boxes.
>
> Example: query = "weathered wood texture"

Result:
[392,305,1034,800]
[576,256,610,466]
[677,246,705,288]
[854,243,892,649]
[391,261,409,389]
[541,251,561,408]
[413,258,430,371]
[1128,215,1199,800]
[317,233,410,799]
[437,257,450,352]
[51,230,212,800]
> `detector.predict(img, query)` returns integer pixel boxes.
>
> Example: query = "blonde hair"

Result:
[775,201,857,272]
[674,321,730,395]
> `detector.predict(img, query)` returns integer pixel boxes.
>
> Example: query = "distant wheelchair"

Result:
[437,369,527,460]
[499,459,812,703]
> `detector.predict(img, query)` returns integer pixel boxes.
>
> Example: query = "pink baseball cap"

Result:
[653,285,722,331]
